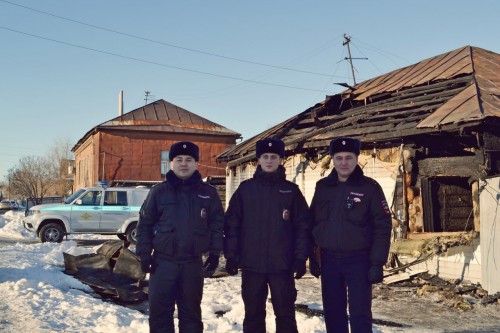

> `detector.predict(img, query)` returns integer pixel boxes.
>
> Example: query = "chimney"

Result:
[118,90,124,116]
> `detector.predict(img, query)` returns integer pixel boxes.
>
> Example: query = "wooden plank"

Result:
[383,268,428,284]
[383,272,410,284]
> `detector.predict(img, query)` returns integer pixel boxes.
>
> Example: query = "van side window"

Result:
[104,191,128,206]
[80,191,102,206]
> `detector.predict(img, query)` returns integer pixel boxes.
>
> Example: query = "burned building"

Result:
[217,45,500,293]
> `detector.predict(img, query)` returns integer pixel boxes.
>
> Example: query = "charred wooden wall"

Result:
[417,155,481,232]
[418,155,484,180]
[484,131,500,175]
[421,177,474,232]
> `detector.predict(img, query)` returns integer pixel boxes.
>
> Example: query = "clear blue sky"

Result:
[1,0,499,181]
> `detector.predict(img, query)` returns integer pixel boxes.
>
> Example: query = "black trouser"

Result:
[241,270,298,333]
[321,252,372,333]
[148,256,204,333]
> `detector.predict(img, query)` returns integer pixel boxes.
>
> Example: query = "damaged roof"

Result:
[73,99,241,151]
[217,46,500,166]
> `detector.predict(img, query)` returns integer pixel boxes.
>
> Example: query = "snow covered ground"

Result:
[1,210,499,332]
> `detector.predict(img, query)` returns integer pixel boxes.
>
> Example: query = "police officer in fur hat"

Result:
[136,141,224,333]
[224,138,311,333]
[309,137,391,333]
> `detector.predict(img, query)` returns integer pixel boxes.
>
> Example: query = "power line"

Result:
[350,41,384,76]
[349,35,410,66]
[312,46,347,101]
[0,0,337,78]
[0,26,329,93]
[163,36,349,100]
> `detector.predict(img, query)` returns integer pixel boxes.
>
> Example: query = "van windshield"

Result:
[64,189,86,204]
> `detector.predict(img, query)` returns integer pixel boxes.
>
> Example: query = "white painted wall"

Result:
[358,154,398,205]
[406,238,481,283]
[480,176,500,293]
[293,158,326,205]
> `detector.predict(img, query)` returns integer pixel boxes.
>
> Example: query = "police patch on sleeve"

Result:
[381,200,390,214]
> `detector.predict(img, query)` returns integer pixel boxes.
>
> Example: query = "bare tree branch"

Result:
[6,138,74,202]
[8,156,58,204]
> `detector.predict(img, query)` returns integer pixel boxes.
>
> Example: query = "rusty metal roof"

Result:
[101,99,240,136]
[73,99,240,152]
[417,47,500,127]
[217,46,500,165]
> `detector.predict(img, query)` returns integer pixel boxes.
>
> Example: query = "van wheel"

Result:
[117,234,127,240]
[126,223,138,244]
[39,223,64,243]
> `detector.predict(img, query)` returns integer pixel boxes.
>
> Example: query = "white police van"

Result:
[23,183,150,244]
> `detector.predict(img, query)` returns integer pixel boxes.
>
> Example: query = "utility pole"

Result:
[342,34,368,86]
[144,91,154,105]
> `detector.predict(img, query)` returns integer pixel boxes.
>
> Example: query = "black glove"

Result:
[203,255,220,277]
[225,257,239,276]
[140,256,154,274]
[368,265,384,284]
[293,259,306,280]
[309,256,321,278]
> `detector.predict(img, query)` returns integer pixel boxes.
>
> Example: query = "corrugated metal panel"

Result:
[354,46,473,101]
[417,48,500,128]
[473,48,500,118]
[417,83,481,127]
[413,49,471,86]
[164,106,177,121]
[104,99,239,136]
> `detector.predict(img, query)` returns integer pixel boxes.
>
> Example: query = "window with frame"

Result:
[80,190,102,206]
[161,150,170,177]
[104,191,127,206]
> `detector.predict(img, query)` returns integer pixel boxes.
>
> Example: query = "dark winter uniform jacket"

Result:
[310,165,391,266]
[224,165,311,273]
[136,170,224,261]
